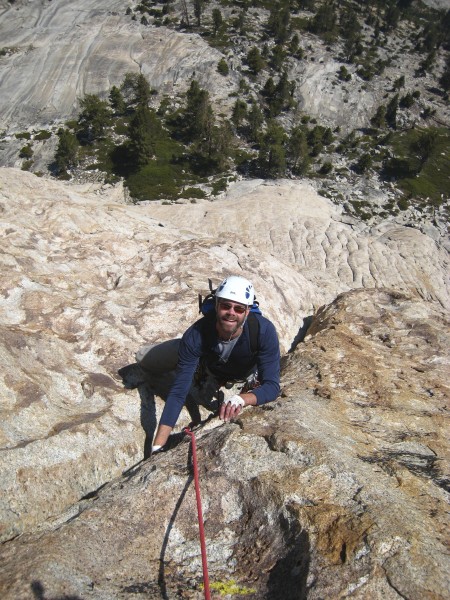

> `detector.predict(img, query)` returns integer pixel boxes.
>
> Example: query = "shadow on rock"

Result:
[289,315,314,352]
[31,580,82,600]
[266,530,311,600]
[117,362,176,459]
[121,442,195,599]
[118,359,211,459]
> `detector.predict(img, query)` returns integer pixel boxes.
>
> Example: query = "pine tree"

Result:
[371,105,386,129]
[217,58,229,76]
[184,80,214,142]
[309,1,337,37]
[267,3,290,44]
[354,153,372,174]
[276,72,294,106]
[236,9,247,35]
[109,86,126,115]
[248,103,264,142]
[210,121,234,169]
[258,121,287,177]
[78,94,111,142]
[383,4,400,32]
[439,55,450,93]
[246,47,264,75]
[411,129,437,170]
[307,125,327,156]
[54,128,79,172]
[193,0,205,27]
[135,73,152,107]
[128,106,158,166]
[212,8,223,36]
[120,73,152,107]
[232,99,247,129]
[385,94,399,129]
[287,126,309,174]
[270,44,286,71]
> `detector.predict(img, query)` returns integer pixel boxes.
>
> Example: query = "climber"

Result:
[136,275,281,454]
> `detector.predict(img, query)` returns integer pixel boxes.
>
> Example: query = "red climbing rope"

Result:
[184,427,211,600]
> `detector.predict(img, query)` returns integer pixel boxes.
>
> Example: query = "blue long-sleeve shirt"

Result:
[160,312,281,428]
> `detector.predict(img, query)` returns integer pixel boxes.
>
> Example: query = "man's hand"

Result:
[220,394,245,422]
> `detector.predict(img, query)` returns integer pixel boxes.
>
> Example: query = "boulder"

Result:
[0,288,448,599]
[0,167,448,561]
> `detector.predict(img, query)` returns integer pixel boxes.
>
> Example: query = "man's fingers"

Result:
[220,401,242,421]
[219,403,226,420]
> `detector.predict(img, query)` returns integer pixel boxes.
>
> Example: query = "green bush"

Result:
[15,131,31,140]
[398,196,409,211]
[319,161,333,175]
[211,177,228,195]
[34,129,52,141]
[338,65,351,81]
[179,187,206,199]
[19,144,33,158]
[382,127,449,206]
[353,153,372,174]
[21,160,33,171]
[217,58,229,76]
[126,161,188,201]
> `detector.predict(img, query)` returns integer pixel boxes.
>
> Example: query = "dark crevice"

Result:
[359,450,447,490]
[384,572,409,599]
[340,542,347,564]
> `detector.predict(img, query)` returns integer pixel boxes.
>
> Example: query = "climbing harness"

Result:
[184,427,211,600]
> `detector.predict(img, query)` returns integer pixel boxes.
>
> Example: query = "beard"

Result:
[216,311,247,339]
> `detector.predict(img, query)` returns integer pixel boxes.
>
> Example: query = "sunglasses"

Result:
[217,301,248,314]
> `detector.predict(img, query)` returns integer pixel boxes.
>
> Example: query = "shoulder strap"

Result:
[247,312,259,354]
[200,310,217,351]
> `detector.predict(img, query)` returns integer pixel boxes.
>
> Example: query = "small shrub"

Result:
[15,131,31,140]
[34,129,52,141]
[19,144,33,159]
[0,46,19,57]
[399,93,414,108]
[319,161,333,175]
[398,196,409,211]
[21,160,33,171]
[211,177,228,195]
[217,58,229,76]
[338,65,351,81]
[179,187,206,199]
[318,188,332,199]
[421,107,436,119]
[353,153,372,174]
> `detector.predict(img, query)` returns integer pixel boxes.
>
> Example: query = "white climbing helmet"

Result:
[215,275,255,306]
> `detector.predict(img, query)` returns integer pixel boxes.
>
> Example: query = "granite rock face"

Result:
[1,167,449,545]
[0,0,235,133]
[1,0,448,163]
[0,288,448,599]
[0,167,449,554]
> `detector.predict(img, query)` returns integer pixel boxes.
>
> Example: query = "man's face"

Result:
[216,299,249,337]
